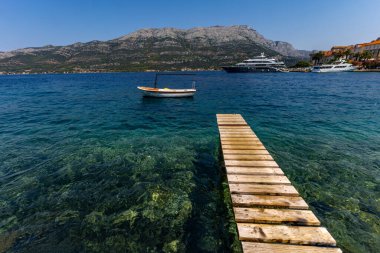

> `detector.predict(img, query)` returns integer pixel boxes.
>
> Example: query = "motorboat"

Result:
[311,60,356,73]
[137,86,196,97]
[137,73,196,98]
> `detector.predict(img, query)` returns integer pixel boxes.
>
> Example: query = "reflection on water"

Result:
[0,72,379,253]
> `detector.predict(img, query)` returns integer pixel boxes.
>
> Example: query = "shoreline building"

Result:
[311,38,380,64]
[353,38,380,60]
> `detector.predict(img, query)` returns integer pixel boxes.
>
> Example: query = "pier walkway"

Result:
[217,114,342,253]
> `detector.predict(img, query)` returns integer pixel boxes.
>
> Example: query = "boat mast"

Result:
[154,74,158,88]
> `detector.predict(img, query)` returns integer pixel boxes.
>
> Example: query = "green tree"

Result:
[293,61,311,68]
[343,49,352,59]
[360,51,373,60]
[311,51,324,64]
[353,52,361,61]
[333,51,344,61]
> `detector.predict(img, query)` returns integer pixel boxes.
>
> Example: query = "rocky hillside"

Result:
[0,25,310,73]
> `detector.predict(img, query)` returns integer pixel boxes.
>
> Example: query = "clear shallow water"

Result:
[0,72,379,253]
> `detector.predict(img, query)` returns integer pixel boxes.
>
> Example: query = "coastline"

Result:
[1,68,380,76]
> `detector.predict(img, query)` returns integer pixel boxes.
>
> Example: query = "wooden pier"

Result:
[217,114,342,253]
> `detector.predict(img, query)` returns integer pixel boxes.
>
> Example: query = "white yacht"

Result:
[311,60,356,73]
[222,53,288,73]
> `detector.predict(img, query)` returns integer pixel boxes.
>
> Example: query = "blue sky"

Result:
[1,0,379,51]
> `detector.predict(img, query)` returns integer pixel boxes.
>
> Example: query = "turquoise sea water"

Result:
[0,72,379,253]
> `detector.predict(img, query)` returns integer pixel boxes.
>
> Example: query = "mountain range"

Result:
[0,25,311,73]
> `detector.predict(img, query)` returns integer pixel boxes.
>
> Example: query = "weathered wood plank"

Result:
[242,242,342,253]
[220,133,256,136]
[217,114,243,117]
[218,123,248,126]
[227,175,291,185]
[220,136,258,140]
[234,207,320,225]
[220,132,256,135]
[218,127,252,130]
[237,224,337,246]
[223,154,274,161]
[219,128,253,131]
[217,117,243,120]
[225,160,278,167]
[221,139,262,144]
[218,124,249,127]
[218,121,247,124]
[217,118,246,121]
[222,149,270,155]
[222,145,267,150]
[226,167,284,175]
[220,138,261,142]
[220,134,262,140]
[222,141,264,146]
[232,194,308,209]
[219,130,253,133]
[219,127,253,130]
[221,138,259,142]
[229,184,299,196]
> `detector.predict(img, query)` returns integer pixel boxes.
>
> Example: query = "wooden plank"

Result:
[220,138,261,142]
[221,139,262,143]
[221,138,259,142]
[217,117,243,120]
[217,117,244,120]
[218,120,247,124]
[216,114,242,117]
[223,154,274,160]
[219,126,251,128]
[219,131,255,135]
[229,184,299,196]
[222,145,267,150]
[225,160,278,167]
[227,175,291,185]
[220,131,255,135]
[219,128,253,130]
[218,124,249,127]
[231,194,308,209]
[220,136,257,138]
[237,224,337,246]
[217,116,243,119]
[220,132,256,135]
[222,150,270,155]
[218,121,247,124]
[226,167,284,175]
[218,127,252,130]
[218,123,248,126]
[242,242,342,253]
[234,207,320,225]
[221,141,263,146]
[220,134,257,138]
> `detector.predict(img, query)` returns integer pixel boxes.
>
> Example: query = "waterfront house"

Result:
[353,38,380,60]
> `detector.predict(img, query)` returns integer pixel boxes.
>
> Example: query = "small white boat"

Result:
[311,60,356,73]
[137,73,196,98]
[137,86,196,97]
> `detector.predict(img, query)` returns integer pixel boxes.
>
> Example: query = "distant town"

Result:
[309,37,380,69]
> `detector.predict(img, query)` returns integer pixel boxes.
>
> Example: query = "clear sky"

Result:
[1,0,379,51]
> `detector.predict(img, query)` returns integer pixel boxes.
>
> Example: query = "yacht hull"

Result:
[222,66,284,73]
[311,67,356,73]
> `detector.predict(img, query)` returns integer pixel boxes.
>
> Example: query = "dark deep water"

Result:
[0,72,379,253]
